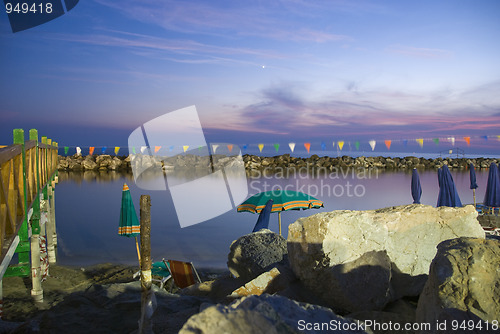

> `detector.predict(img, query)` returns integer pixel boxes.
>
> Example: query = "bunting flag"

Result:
[212,144,219,154]
[464,137,470,146]
[131,147,136,154]
[169,145,174,151]
[64,146,69,155]
[321,142,326,150]
[369,140,376,151]
[338,141,344,151]
[304,142,311,153]
[183,145,189,153]
[289,142,296,152]
[227,144,233,152]
[115,147,120,155]
[102,146,107,154]
[198,146,203,151]
[481,135,488,140]
[402,139,408,147]
[433,138,439,145]
[448,137,455,145]
[243,144,248,151]
[154,146,161,153]
[140,146,147,154]
[384,140,391,150]
[354,141,360,150]
[274,143,280,152]
[89,147,95,155]
[258,144,264,152]
[416,139,424,148]
[332,141,335,149]
[497,136,500,141]
[76,147,81,155]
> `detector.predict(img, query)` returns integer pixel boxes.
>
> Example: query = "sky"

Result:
[1,0,500,155]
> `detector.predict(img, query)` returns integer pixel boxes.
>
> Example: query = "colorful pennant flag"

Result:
[289,143,295,152]
[76,147,81,155]
[169,145,174,151]
[115,147,120,155]
[304,143,311,153]
[402,139,408,147]
[131,147,136,154]
[369,140,376,151]
[64,146,69,155]
[243,144,248,151]
[258,144,264,152]
[102,146,107,154]
[89,147,95,155]
[140,146,147,154]
[384,140,391,150]
[321,142,326,150]
[227,144,233,152]
[212,144,219,154]
[338,141,344,150]
[433,138,439,145]
[416,139,424,148]
[154,146,161,153]
[183,145,189,153]
[354,141,360,150]
[274,143,280,152]
[481,135,488,140]
[447,137,455,146]
[464,137,470,146]
[332,141,335,149]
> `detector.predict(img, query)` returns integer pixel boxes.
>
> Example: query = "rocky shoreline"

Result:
[57,153,499,173]
[0,205,498,333]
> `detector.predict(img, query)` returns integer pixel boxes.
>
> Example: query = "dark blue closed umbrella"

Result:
[252,199,273,232]
[469,163,478,207]
[411,168,422,204]
[437,165,462,207]
[483,163,500,207]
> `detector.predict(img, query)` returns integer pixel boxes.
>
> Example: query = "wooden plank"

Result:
[0,145,22,166]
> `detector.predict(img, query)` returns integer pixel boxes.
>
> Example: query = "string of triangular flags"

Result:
[60,135,499,156]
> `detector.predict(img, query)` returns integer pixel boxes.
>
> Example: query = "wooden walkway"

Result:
[0,129,58,305]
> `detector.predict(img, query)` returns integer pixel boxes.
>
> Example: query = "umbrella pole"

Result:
[135,236,141,263]
[473,189,476,208]
[278,212,282,236]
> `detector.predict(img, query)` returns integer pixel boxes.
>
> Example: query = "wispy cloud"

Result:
[203,80,500,139]
[94,0,352,44]
[386,45,453,59]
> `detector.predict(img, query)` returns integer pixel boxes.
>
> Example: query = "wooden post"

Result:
[29,129,43,302]
[45,185,56,263]
[139,195,154,334]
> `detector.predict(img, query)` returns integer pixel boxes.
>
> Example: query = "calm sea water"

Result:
[54,167,491,269]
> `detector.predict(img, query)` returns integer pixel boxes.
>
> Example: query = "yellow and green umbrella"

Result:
[237,190,324,235]
[119,183,141,261]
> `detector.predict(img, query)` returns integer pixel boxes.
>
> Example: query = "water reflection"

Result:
[54,168,490,268]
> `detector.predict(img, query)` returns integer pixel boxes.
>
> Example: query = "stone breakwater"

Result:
[57,153,499,173]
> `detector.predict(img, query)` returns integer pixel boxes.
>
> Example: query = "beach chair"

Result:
[133,260,172,289]
[163,259,202,291]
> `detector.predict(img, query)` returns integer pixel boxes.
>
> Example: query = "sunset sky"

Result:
[1,0,499,155]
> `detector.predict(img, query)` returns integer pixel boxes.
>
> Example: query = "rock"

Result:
[230,267,281,297]
[416,237,500,332]
[228,229,288,282]
[57,157,69,169]
[82,158,97,170]
[288,205,485,311]
[179,294,373,334]
[108,157,122,170]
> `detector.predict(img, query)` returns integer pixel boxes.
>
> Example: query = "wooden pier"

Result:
[0,129,59,305]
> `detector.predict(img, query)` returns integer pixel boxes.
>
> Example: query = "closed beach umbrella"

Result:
[411,168,422,204]
[469,163,478,207]
[483,163,500,208]
[238,190,324,235]
[252,199,273,232]
[437,165,462,207]
[119,183,141,261]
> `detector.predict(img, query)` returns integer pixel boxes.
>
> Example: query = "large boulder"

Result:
[288,205,484,312]
[228,229,288,282]
[179,294,373,334]
[416,238,500,332]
